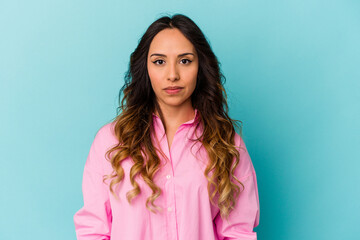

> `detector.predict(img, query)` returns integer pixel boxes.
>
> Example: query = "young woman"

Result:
[74,14,260,240]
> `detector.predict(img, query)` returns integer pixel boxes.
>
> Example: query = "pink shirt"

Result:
[73,109,260,240]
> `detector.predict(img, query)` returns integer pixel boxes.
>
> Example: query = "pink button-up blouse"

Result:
[73,109,260,240]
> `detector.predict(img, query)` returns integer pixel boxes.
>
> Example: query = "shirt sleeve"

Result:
[73,129,112,240]
[214,135,260,240]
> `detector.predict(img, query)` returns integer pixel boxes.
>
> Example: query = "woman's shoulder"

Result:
[232,131,256,179]
[233,131,247,151]
[92,121,118,151]
[96,121,116,137]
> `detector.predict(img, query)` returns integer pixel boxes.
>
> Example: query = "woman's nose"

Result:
[167,62,180,81]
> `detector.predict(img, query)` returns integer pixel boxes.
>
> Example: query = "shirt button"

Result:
[167,207,172,211]
[166,175,171,179]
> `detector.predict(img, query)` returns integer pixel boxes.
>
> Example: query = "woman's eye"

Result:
[181,59,192,64]
[153,60,165,65]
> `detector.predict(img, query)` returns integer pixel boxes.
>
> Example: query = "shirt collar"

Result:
[152,108,200,126]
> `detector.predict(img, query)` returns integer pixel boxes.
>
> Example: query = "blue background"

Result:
[1,0,359,239]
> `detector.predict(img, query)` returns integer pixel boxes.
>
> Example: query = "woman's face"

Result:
[147,28,198,110]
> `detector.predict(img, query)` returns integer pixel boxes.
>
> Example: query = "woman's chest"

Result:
[103,140,219,221]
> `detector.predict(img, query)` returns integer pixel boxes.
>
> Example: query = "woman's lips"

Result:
[164,87,183,94]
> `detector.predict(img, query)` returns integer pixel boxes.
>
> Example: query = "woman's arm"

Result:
[73,129,112,240]
[214,136,260,240]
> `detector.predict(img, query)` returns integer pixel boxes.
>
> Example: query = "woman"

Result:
[74,13,260,240]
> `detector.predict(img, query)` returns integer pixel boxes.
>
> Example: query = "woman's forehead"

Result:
[148,28,196,56]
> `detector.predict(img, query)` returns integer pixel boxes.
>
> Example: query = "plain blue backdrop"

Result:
[1,0,359,239]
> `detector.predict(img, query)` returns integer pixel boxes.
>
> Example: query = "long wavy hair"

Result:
[103,13,244,220]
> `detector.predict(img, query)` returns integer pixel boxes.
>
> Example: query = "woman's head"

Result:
[147,27,198,112]
[119,14,227,122]
[107,13,243,221]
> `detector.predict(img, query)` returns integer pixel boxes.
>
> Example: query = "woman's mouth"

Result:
[164,87,183,94]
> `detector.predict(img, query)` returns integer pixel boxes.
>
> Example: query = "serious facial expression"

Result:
[147,28,199,109]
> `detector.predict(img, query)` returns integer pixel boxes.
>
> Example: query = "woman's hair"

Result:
[103,13,244,220]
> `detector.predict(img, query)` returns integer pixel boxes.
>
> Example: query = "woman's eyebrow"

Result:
[150,53,195,58]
